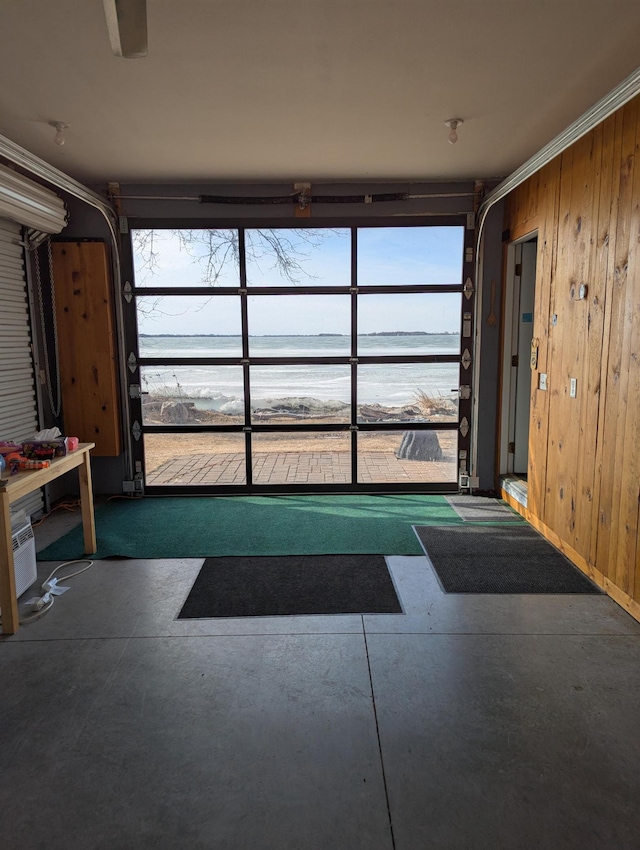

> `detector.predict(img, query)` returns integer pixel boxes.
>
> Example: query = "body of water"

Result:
[139,334,461,413]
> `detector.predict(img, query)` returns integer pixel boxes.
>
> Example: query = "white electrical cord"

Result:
[0,559,94,626]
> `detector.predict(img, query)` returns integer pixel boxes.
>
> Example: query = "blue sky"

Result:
[133,226,464,335]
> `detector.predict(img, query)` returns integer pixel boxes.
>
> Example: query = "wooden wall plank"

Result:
[614,102,640,596]
[508,170,542,242]
[543,143,577,537]
[589,111,623,569]
[51,241,122,457]
[596,101,638,583]
[634,497,640,604]
[572,127,605,560]
[527,159,560,519]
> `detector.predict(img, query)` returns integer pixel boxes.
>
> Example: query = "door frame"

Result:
[499,233,538,477]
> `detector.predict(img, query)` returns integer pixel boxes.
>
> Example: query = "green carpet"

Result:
[37,494,462,560]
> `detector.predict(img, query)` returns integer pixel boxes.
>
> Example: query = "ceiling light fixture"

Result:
[49,121,69,146]
[445,118,463,144]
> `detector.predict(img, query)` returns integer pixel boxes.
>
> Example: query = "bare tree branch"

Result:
[132,227,344,287]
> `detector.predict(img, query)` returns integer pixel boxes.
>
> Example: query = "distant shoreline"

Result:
[139,331,459,338]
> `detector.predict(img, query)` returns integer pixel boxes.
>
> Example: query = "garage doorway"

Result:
[124,222,471,493]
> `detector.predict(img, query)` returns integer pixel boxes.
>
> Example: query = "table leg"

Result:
[0,492,19,635]
[79,451,97,555]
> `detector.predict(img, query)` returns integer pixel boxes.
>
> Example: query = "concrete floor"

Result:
[2,508,640,849]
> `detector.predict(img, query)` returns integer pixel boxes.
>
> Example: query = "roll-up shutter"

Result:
[0,218,43,519]
[0,164,67,234]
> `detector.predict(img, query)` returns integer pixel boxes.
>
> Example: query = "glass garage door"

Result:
[124,223,472,493]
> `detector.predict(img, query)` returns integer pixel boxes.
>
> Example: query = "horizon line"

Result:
[138,331,460,338]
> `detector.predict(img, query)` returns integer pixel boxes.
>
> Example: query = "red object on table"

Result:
[18,458,51,470]
[5,452,22,475]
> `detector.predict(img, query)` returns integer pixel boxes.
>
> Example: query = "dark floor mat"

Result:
[413,524,602,594]
[178,554,403,618]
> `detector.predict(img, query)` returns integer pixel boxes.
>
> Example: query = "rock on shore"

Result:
[143,394,457,425]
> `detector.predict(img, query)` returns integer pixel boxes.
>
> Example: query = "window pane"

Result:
[357,430,457,484]
[132,229,240,287]
[245,228,351,287]
[252,433,351,485]
[248,295,350,355]
[357,293,461,351]
[357,226,464,286]
[144,433,246,486]
[357,364,459,423]
[251,365,350,425]
[141,365,244,426]
[137,296,242,356]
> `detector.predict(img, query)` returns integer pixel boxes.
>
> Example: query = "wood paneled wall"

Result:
[504,97,640,618]
[51,240,122,457]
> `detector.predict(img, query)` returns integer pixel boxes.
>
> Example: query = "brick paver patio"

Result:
[146,451,456,486]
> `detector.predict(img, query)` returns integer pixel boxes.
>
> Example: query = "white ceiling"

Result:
[1,1,639,186]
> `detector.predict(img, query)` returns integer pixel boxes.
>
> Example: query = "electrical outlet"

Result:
[570,377,577,398]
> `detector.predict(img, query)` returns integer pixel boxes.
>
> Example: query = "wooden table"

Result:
[0,442,96,635]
